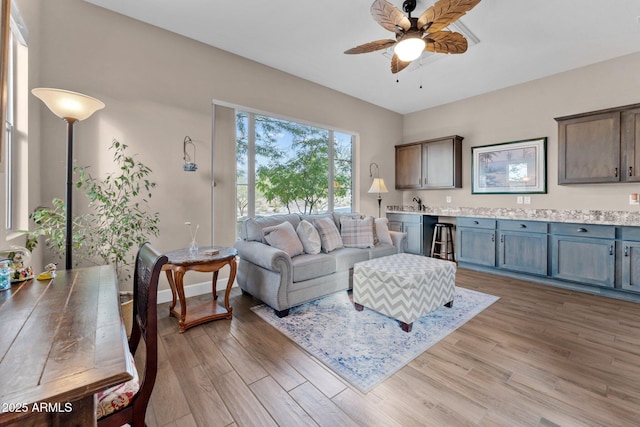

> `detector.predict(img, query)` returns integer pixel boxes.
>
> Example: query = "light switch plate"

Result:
[524,196,531,205]
[446,196,452,203]
[516,196,523,204]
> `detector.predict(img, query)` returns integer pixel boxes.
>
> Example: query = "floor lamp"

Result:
[368,162,389,218]
[32,88,105,270]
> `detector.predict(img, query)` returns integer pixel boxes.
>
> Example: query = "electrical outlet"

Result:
[446,196,452,203]
[516,196,523,204]
[630,193,639,205]
[524,196,531,205]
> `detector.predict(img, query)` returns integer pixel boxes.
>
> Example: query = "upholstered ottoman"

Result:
[353,253,456,332]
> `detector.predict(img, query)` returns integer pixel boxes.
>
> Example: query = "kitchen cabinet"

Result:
[386,213,437,256]
[620,227,640,293]
[549,223,615,288]
[395,135,462,190]
[556,103,640,184]
[456,217,496,267]
[497,220,547,276]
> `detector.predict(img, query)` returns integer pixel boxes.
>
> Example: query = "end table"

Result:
[163,246,237,333]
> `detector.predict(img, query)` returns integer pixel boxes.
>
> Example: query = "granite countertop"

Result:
[386,206,640,227]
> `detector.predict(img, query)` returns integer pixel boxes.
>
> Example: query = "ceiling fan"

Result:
[345,0,481,74]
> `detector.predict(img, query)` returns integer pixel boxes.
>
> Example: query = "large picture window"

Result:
[236,111,354,237]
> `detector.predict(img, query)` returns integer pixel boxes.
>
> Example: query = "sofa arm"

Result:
[389,230,407,253]
[234,240,292,273]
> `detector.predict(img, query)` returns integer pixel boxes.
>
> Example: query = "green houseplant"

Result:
[27,139,160,283]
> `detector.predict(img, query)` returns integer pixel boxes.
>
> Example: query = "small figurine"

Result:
[37,263,57,281]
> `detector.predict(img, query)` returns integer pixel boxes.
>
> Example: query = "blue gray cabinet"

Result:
[549,223,615,288]
[497,220,548,276]
[456,217,496,266]
[387,213,437,256]
[620,227,640,292]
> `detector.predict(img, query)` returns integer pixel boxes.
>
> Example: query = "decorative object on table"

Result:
[183,136,197,171]
[252,287,498,392]
[0,259,10,291]
[471,137,547,194]
[0,246,34,282]
[368,162,389,217]
[185,221,199,254]
[344,0,481,73]
[37,263,57,281]
[31,87,105,270]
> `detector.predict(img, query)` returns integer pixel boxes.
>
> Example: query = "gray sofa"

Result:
[234,213,406,317]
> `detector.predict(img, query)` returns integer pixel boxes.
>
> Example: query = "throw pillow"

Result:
[263,221,304,258]
[296,220,321,254]
[375,217,393,245]
[313,217,344,253]
[340,216,375,248]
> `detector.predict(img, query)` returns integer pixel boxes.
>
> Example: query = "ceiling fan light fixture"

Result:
[394,35,425,62]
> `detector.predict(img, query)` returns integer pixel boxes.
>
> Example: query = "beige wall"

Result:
[403,52,640,212]
[20,0,403,289]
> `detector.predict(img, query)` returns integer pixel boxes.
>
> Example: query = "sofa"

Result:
[234,212,407,317]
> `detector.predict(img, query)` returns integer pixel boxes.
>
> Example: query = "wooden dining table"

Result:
[0,265,133,426]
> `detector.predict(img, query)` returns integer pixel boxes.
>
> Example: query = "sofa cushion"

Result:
[296,220,322,254]
[369,243,398,259]
[263,222,304,258]
[291,253,336,282]
[313,217,344,253]
[340,216,375,248]
[375,218,393,245]
[242,214,301,242]
[333,212,361,230]
[328,247,371,271]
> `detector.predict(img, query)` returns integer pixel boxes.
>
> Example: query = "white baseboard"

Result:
[157,279,238,304]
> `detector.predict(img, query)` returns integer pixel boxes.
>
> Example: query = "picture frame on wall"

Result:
[471,137,547,194]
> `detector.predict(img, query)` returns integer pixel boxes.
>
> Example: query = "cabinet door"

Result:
[403,222,423,255]
[395,144,422,189]
[457,227,496,266]
[550,235,615,287]
[557,111,620,184]
[622,108,640,182]
[497,231,547,276]
[621,242,640,293]
[388,221,402,233]
[422,137,462,188]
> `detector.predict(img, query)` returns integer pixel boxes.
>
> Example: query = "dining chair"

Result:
[96,242,168,426]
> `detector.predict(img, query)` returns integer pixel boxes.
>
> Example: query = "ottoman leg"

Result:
[445,300,454,308]
[354,302,364,311]
[401,322,413,333]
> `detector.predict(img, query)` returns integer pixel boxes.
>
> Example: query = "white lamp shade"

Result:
[32,88,105,121]
[368,178,389,194]
[394,37,426,62]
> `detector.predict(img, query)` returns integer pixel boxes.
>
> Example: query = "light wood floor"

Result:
[143,269,640,427]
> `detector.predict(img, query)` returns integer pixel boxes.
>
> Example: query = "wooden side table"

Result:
[163,246,237,333]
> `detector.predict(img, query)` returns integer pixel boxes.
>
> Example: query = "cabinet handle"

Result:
[500,235,504,243]
[491,233,495,243]
[625,246,629,257]
[614,167,618,178]
[519,224,527,228]
[577,227,587,233]
[610,245,614,256]
[473,220,479,225]
[629,166,634,177]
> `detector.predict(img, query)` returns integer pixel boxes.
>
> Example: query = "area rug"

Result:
[251,287,499,393]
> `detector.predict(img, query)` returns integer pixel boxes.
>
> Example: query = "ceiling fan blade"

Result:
[391,54,412,74]
[371,0,411,33]
[425,31,468,54]
[345,39,397,54]
[417,0,481,33]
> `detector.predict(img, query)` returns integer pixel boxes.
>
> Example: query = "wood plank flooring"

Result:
[143,269,640,426]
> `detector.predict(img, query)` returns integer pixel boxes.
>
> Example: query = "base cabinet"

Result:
[497,220,548,276]
[457,217,639,298]
[387,213,437,256]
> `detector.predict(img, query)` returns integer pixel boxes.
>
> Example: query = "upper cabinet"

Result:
[395,135,463,190]
[556,103,640,184]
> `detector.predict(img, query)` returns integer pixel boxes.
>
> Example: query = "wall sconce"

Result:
[183,136,197,172]
[368,162,389,218]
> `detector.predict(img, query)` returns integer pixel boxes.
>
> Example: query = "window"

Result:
[236,111,354,237]
[5,29,14,230]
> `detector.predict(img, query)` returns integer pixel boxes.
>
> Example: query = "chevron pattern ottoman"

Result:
[353,253,456,332]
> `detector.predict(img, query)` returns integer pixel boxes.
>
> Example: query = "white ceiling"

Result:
[83,0,640,115]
